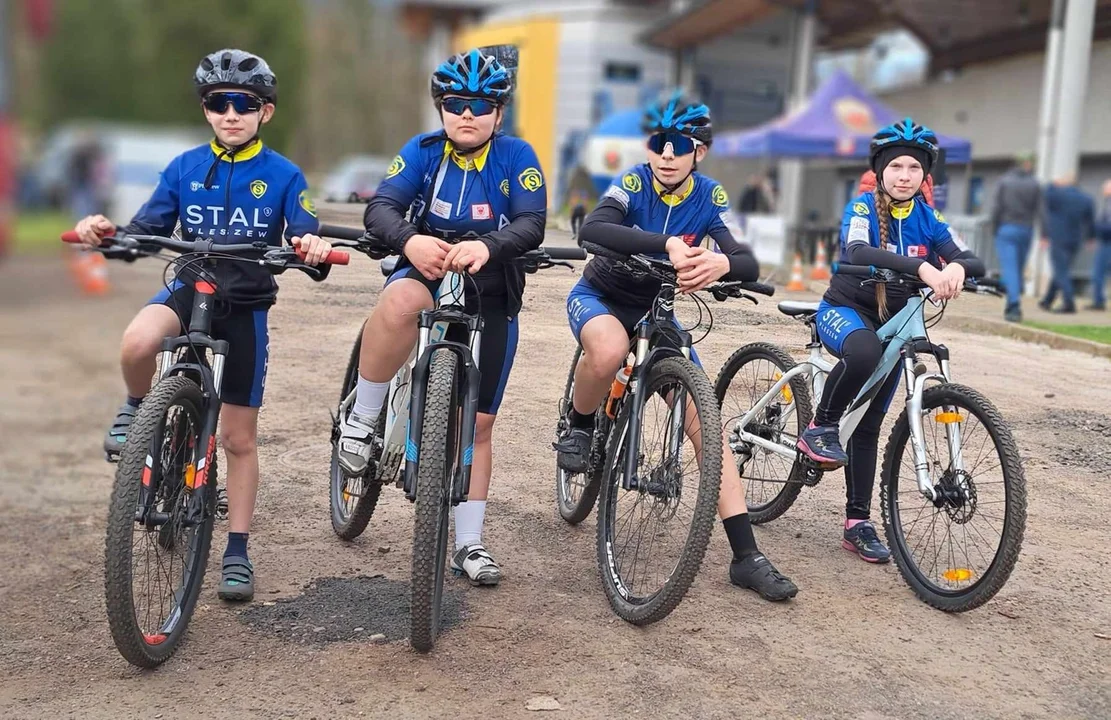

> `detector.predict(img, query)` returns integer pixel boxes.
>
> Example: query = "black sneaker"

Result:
[842,520,891,563]
[554,426,592,474]
[103,403,138,460]
[1003,305,1022,323]
[729,553,798,601]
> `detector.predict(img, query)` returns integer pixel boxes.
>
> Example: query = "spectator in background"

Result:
[990,152,1041,322]
[1039,174,1094,314]
[68,133,107,220]
[737,170,776,214]
[1090,179,1111,311]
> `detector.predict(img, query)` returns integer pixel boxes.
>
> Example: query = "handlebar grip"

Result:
[61,230,82,244]
[581,242,626,261]
[317,224,367,242]
[742,282,775,297]
[295,247,350,265]
[543,246,587,261]
[831,262,874,277]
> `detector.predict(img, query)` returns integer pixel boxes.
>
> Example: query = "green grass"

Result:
[13,212,74,254]
[1025,321,1111,345]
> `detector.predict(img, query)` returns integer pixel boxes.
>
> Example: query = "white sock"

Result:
[353,377,390,420]
[454,500,487,550]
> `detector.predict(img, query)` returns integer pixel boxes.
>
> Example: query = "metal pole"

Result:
[1050,0,1096,180]
[0,0,13,261]
[1027,0,1069,296]
[778,0,817,269]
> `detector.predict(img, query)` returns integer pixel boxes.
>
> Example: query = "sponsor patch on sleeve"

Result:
[603,185,631,208]
[298,190,317,217]
[847,215,869,244]
[853,201,869,216]
[385,155,405,179]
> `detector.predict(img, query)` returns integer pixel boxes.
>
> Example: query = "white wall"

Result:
[881,39,1111,161]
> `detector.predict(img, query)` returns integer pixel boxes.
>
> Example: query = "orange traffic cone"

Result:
[69,247,111,295]
[810,241,831,280]
[786,252,806,291]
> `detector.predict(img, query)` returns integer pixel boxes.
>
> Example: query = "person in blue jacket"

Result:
[796,119,985,564]
[337,49,547,587]
[73,49,332,602]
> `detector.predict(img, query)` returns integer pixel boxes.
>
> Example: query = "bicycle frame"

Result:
[731,292,958,501]
[336,271,481,502]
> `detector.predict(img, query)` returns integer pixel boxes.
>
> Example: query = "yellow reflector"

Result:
[935,412,963,424]
[184,464,196,489]
[942,568,973,582]
[774,372,793,403]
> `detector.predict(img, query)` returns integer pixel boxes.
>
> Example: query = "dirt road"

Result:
[1,225,1108,719]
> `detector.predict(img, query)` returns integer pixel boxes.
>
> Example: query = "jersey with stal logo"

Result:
[124,140,319,307]
[584,163,738,306]
[826,192,968,312]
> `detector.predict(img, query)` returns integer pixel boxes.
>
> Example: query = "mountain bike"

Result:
[320,225,586,652]
[555,242,774,624]
[715,263,1026,611]
[61,229,347,667]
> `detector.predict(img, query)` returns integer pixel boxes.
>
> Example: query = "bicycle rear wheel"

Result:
[330,326,385,540]
[410,349,460,652]
[104,375,215,667]
[881,383,1026,612]
[714,342,812,524]
[555,346,605,524]
[596,356,721,625]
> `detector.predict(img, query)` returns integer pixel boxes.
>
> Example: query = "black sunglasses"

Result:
[203,92,265,115]
[441,97,498,117]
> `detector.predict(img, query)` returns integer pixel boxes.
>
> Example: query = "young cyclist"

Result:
[336,49,547,586]
[796,119,985,563]
[72,49,332,601]
[554,92,798,601]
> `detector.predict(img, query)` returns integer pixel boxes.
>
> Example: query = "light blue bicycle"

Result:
[714,264,1026,612]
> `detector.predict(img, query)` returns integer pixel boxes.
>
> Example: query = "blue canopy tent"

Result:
[715,70,971,163]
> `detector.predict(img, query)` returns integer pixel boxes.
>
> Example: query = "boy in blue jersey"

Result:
[72,49,332,601]
[796,119,984,564]
[554,93,798,602]
[337,50,547,586]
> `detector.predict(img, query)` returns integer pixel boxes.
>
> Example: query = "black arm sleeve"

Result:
[479,211,546,262]
[707,225,759,282]
[578,198,671,254]
[844,242,926,275]
[364,194,418,253]
[935,239,987,277]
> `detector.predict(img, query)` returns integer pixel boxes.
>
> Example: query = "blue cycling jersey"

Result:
[126,140,319,305]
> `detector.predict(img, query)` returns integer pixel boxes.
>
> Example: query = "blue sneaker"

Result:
[797,421,847,466]
[842,521,891,564]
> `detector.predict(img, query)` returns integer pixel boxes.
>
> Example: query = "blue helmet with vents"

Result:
[870,117,939,175]
[430,49,512,105]
[642,91,713,146]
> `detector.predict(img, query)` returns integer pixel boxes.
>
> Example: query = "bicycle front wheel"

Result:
[881,383,1026,612]
[596,356,722,625]
[410,349,460,652]
[104,375,215,667]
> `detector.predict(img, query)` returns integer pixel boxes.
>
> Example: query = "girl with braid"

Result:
[796,119,985,563]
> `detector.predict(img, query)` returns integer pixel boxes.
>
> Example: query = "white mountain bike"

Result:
[714,263,1026,612]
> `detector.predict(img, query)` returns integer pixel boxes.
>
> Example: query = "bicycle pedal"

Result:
[215,488,229,521]
[104,450,121,463]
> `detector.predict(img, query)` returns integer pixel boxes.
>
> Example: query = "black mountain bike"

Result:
[62,230,347,667]
[320,226,586,652]
[555,242,774,624]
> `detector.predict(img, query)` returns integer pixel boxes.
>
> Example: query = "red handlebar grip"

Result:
[295,247,350,265]
[61,231,82,243]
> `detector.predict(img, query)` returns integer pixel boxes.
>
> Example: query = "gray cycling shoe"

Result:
[217,555,255,602]
[337,410,376,477]
[104,403,138,460]
[451,544,502,586]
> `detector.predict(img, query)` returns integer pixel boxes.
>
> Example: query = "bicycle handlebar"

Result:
[60,230,350,269]
[581,241,774,299]
[832,262,1004,297]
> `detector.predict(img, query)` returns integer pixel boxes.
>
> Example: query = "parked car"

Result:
[322,155,389,203]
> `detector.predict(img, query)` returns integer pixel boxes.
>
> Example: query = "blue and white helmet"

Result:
[869,118,939,175]
[642,91,713,146]
[430,49,512,106]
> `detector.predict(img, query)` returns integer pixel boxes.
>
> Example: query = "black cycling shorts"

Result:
[148,280,269,408]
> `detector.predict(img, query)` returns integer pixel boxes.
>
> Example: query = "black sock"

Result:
[723,513,758,561]
[225,532,249,559]
[126,395,144,408]
[570,408,595,429]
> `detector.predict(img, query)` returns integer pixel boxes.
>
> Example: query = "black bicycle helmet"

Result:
[194,49,278,104]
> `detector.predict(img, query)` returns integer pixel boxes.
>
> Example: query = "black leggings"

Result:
[815,329,902,520]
